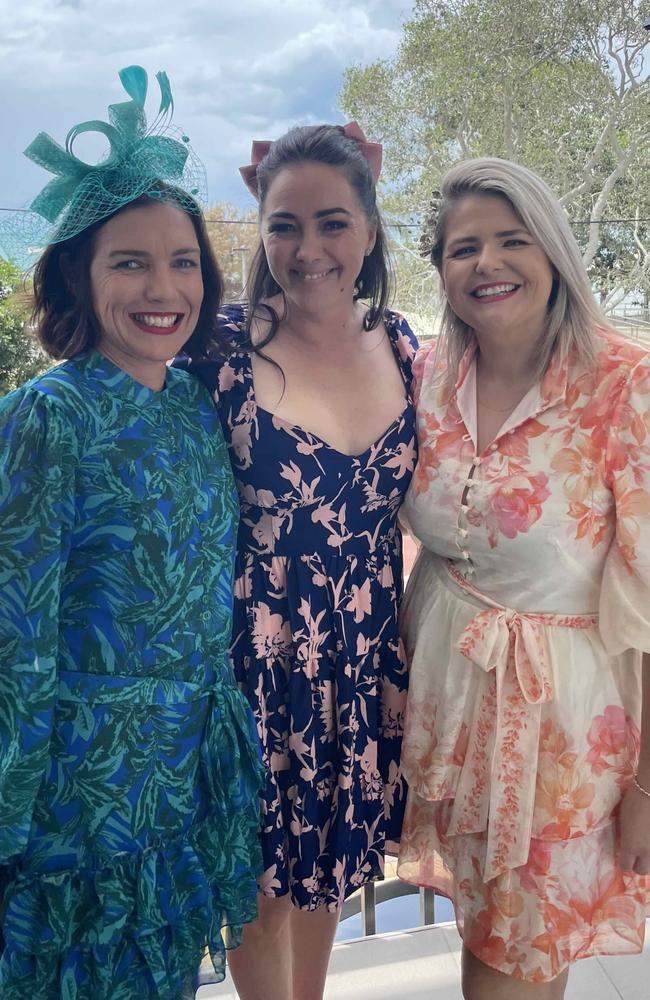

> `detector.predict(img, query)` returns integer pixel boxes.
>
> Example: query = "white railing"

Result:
[340,877,437,936]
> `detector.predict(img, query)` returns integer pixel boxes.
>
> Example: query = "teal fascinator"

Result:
[0,65,207,269]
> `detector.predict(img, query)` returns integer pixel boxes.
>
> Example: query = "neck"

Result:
[474,332,539,385]
[97,345,166,391]
[281,297,364,349]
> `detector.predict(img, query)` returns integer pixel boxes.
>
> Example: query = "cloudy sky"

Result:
[0,0,412,218]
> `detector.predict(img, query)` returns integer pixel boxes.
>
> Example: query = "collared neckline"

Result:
[453,342,569,452]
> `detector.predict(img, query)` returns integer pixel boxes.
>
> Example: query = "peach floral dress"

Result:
[397,327,650,982]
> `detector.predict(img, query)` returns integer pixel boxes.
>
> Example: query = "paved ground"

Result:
[198,919,650,999]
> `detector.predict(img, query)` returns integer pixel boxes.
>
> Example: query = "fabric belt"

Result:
[445,561,598,880]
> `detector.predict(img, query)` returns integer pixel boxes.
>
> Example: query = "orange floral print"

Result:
[398,326,650,981]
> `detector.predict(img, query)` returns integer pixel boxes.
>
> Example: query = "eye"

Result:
[322,219,347,232]
[449,246,475,258]
[113,259,143,270]
[504,238,528,247]
[267,222,295,234]
[173,257,199,269]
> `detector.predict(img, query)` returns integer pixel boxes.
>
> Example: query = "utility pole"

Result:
[231,246,250,293]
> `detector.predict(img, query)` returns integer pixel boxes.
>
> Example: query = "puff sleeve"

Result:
[0,387,77,863]
[599,354,650,655]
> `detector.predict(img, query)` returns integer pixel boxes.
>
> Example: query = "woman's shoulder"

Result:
[0,358,91,453]
[1,356,95,416]
[217,303,248,349]
[592,325,650,372]
[382,309,420,381]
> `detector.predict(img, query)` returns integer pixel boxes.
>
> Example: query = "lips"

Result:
[130,312,184,335]
[290,268,336,282]
[470,283,521,302]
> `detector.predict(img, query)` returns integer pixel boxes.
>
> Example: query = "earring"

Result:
[364,248,372,257]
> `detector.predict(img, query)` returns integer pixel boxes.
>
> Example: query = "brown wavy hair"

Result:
[33,189,225,360]
[244,123,394,349]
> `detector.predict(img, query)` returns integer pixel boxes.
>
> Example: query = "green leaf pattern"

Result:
[0,351,264,998]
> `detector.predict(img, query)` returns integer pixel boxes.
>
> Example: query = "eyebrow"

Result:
[268,207,353,220]
[107,247,200,257]
[447,228,530,249]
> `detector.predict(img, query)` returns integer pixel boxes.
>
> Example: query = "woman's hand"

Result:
[618,778,650,875]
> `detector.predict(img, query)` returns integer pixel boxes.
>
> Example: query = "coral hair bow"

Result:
[239,122,382,198]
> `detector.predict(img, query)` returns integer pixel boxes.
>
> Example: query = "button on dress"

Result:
[398,330,650,982]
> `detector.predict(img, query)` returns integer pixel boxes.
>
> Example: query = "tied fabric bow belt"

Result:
[446,562,598,881]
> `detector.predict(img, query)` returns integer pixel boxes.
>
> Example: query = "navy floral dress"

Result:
[0,352,264,1000]
[186,305,417,911]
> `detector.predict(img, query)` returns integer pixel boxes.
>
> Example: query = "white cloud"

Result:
[0,0,411,212]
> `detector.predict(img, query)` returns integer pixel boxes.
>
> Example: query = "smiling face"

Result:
[439,193,555,347]
[90,199,204,386]
[260,161,376,316]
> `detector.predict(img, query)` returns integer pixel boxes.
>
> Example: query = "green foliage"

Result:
[204,202,259,304]
[340,0,650,302]
[0,260,50,397]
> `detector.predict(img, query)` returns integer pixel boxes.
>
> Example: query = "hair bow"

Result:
[239,121,383,198]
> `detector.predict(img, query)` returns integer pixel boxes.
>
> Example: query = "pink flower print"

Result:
[217,360,242,393]
[279,460,303,490]
[258,864,283,894]
[383,437,417,479]
[316,776,335,800]
[487,472,550,544]
[381,678,406,740]
[586,705,639,778]
[295,598,330,677]
[349,862,374,887]
[311,502,338,533]
[360,743,382,799]
[317,680,335,740]
[296,440,324,457]
[234,562,252,600]
[356,633,371,657]
[251,511,284,550]
[230,420,253,469]
[345,578,372,624]
[270,749,289,772]
[251,601,292,661]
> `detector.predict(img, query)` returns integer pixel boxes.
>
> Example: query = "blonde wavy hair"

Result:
[421,158,612,384]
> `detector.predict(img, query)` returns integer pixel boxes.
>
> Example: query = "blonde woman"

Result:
[397,158,650,1000]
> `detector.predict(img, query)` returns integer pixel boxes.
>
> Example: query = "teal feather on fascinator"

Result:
[0,66,207,269]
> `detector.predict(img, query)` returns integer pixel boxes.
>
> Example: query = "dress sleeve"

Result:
[599,354,650,655]
[172,304,247,414]
[387,311,418,394]
[411,340,438,408]
[0,388,76,863]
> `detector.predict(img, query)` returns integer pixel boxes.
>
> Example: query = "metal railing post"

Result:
[419,887,435,925]
[361,882,376,936]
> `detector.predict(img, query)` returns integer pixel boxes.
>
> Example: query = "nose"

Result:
[143,262,176,302]
[475,243,504,274]
[295,226,323,262]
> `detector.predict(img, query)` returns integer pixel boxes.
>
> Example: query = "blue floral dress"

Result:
[185,305,417,910]
[0,351,264,1000]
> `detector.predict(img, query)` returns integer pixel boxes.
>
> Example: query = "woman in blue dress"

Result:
[182,123,418,1000]
[0,67,263,1000]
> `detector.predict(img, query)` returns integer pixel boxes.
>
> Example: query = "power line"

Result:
[0,206,648,226]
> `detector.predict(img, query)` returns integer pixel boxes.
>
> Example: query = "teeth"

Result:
[299,270,331,281]
[474,284,517,298]
[133,313,180,328]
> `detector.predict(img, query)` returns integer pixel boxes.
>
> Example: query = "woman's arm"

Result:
[619,652,650,875]
[0,387,75,864]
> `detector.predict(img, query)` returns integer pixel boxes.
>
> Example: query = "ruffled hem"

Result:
[398,798,650,982]
[0,684,264,1000]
